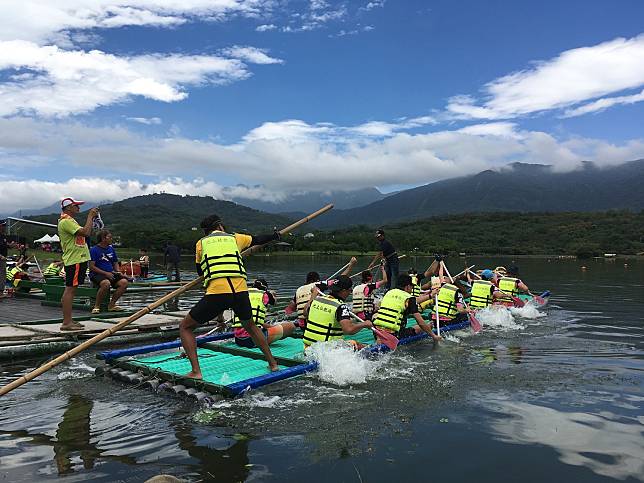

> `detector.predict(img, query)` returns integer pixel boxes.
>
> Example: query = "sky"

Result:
[1,0,643,213]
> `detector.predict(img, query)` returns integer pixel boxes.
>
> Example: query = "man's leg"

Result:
[179,314,202,378]
[61,286,77,326]
[166,263,172,282]
[385,263,393,291]
[109,278,128,308]
[242,320,279,371]
[391,260,399,287]
[94,279,110,311]
[174,262,181,282]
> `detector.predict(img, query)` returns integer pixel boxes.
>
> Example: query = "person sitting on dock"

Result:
[374,274,443,343]
[233,279,298,348]
[352,263,387,321]
[302,275,373,349]
[286,257,358,328]
[89,229,128,314]
[179,214,282,377]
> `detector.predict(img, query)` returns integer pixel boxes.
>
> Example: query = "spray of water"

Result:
[305,340,385,386]
[510,304,546,319]
[477,306,525,330]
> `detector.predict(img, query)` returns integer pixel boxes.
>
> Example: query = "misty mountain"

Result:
[232,187,386,213]
[309,159,644,228]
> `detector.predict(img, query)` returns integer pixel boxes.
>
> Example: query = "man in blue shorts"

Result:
[89,229,128,313]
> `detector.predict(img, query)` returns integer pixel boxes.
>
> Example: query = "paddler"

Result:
[469,270,502,309]
[352,262,387,321]
[434,281,470,325]
[286,257,358,328]
[408,255,443,295]
[371,229,399,291]
[499,265,532,297]
[179,214,281,377]
[232,278,298,348]
[43,260,64,278]
[373,274,443,343]
[302,275,373,349]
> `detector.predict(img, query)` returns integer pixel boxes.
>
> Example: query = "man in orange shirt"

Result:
[179,214,281,378]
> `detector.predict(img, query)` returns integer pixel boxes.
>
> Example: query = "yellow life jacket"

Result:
[437,283,460,318]
[303,294,344,346]
[6,266,21,282]
[43,263,61,277]
[470,280,494,308]
[498,277,519,296]
[410,275,421,297]
[352,283,374,313]
[232,288,267,328]
[295,282,317,318]
[199,232,246,287]
[374,288,411,332]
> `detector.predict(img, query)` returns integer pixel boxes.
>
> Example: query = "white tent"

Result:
[50,234,60,242]
[34,234,53,243]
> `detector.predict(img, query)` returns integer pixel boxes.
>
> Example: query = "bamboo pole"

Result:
[0,204,333,397]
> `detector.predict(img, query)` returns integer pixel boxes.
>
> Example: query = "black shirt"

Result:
[0,234,7,257]
[379,239,397,259]
[164,244,181,263]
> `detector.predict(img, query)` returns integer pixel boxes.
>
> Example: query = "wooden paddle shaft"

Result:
[0,204,334,398]
[351,254,407,279]
[441,261,455,284]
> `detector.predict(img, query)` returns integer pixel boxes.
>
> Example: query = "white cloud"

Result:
[256,24,277,32]
[126,117,162,125]
[2,115,644,213]
[0,1,278,45]
[362,1,386,11]
[221,45,284,64]
[562,88,644,118]
[447,34,644,120]
[0,40,282,117]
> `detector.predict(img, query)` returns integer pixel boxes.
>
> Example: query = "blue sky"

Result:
[1,0,643,212]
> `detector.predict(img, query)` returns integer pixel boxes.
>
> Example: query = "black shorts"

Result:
[91,272,126,288]
[64,262,88,287]
[189,292,253,325]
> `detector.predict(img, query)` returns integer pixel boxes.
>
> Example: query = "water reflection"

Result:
[485,397,644,481]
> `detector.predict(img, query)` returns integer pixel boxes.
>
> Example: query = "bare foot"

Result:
[268,362,279,372]
[185,371,202,379]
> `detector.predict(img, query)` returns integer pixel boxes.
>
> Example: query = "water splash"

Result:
[56,360,96,380]
[510,304,546,319]
[477,306,525,330]
[305,340,385,386]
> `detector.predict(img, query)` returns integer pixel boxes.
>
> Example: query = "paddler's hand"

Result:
[88,207,99,218]
[432,334,444,342]
[105,272,115,281]
[350,256,357,264]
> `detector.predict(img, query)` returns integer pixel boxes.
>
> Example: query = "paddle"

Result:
[32,255,47,284]
[350,254,407,279]
[326,261,352,281]
[453,265,475,280]
[349,312,398,351]
[0,204,334,397]
[434,295,441,337]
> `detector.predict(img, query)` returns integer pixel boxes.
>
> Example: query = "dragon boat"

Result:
[95,290,550,400]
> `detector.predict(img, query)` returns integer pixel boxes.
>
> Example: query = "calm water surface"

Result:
[1,256,643,482]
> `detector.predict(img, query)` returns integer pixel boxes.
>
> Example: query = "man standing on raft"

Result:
[179,214,281,378]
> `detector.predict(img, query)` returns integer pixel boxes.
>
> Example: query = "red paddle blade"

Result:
[372,327,399,351]
[512,296,525,308]
[534,295,545,305]
[469,313,482,334]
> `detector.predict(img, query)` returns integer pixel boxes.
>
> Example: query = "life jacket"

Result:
[232,288,266,328]
[470,280,494,308]
[374,288,412,333]
[352,283,374,313]
[295,282,317,318]
[303,294,344,346]
[138,256,149,267]
[43,263,61,277]
[410,275,421,297]
[198,232,246,287]
[498,277,519,296]
[437,283,459,318]
[6,266,21,282]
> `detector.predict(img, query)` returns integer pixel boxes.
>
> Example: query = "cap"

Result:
[330,274,352,292]
[254,278,268,291]
[375,229,385,237]
[494,266,507,275]
[481,269,494,280]
[61,197,85,210]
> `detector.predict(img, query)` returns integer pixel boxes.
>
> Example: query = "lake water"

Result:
[1,256,643,482]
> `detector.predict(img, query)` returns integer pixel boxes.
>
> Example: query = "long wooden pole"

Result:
[0,204,333,397]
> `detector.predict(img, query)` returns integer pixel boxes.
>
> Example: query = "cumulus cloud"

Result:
[2,115,644,213]
[126,117,162,125]
[0,40,282,117]
[447,34,644,120]
[220,46,284,64]
[0,1,277,45]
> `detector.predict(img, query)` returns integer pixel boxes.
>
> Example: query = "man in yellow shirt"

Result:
[179,214,281,378]
[57,198,98,331]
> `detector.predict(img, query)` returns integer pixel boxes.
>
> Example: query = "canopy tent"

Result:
[51,234,60,242]
[34,234,53,243]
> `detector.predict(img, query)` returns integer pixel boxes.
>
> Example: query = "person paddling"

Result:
[373,274,443,343]
[179,214,281,377]
[233,278,298,348]
[499,265,532,297]
[352,262,387,321]
[302,275,373,350]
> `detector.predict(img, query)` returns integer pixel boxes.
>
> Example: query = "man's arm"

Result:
[339,317,372,335]
[302,286,319,319]
[413,312,442,341]
[341,257,358,276]
[249,231,280,247]
[75,208,98,237]
[370,251,383,268]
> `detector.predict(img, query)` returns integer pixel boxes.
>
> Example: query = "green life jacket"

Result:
[232,288,267,328]
[410,275,421,297]
[43,263,61,277]
[374,288,412,332]
[470,280,494,309]
[498,277,519,296]
[437,283,459,318]
[303,294,344,346]
[6,266,21,282]
[199,232,246,287]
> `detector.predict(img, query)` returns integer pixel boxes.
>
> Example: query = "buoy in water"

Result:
[581,266,587,271]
